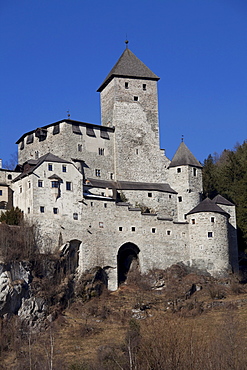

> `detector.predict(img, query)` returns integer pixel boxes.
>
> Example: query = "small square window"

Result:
[110,173,114,180]
[38,180,43,187]
[48,164,53,171]
[99,222,104,228]
[167,230,171,235]
[53,208,58,214]
[192,219,195,224]
[178,196,182,202]
[91,202,94,207]
[98,148,104,155]
[66,182,72,191]
[143,84,146,91]
[125,82,129,89]
[177,168,181,173]
[78,144,82,152]
[40,206,44,213]
[51,181,59,188]
[148,192,152,198]
[169,194,172,199]
[152,228,156,234]
[211,217,215,223]
[119,227,123,231]
[73,213,78,220]
[104,203,107,208]
[95,169,101,177]
[134,96,138,101]
[208,232,213,238]
[62,165,67,172]
[131,227,135,232]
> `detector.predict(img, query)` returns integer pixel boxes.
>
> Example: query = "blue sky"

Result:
[1,0,247,166]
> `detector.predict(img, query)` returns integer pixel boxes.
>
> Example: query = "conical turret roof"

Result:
[187,197,229,216]
[97,47,159,92]
[168,142,202,168]
[212,194,235,206]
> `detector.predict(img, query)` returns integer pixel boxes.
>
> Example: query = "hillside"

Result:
[1,264,247,369]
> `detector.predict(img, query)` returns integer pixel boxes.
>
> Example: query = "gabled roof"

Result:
[97,48,159,92]
[168,142,202,169]
[212,194,235,206]
[186,197,229,216]
[12,153,72,182]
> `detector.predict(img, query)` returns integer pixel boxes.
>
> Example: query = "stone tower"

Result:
[97,45,169,183]
[168,141,203,221]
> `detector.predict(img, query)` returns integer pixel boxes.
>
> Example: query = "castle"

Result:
[0,45,238,290]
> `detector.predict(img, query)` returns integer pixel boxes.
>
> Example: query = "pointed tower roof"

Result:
[212,194,235,206]
[97,47,159,92]
[187,197,229,216]
[168,142,202,168]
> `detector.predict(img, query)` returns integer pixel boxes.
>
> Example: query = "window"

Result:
[28,182,31,189]
[169,194,172,199]
[177,168,181,173]
[178,196,182,202]
[131,227,135,232]
[211,217,215,223]
[7,174,12,180]
[193,168,197,176]
[48,164,53,171]
[27,207,30,214]
[119,227,123,231]
[73,213,78,220]
[110,173,114,180]
[148,193,152,198]
[26,134,34,144]
[53,124,60,135]
[134,96,138,101]
[66,182,72,191]
[19,186,22,193]
[62,165,67,172]
[95,169,101,177]
[167,230,171,235]
[99,222,104,228]
[78,144,82,152]
[51,181,59,188]
[192,219,195,224]
[98,148,104,155]
[40,206,44,213]
[38,180,43,187]
[143,84,146,91]
[91,202,94,207]
[125,82,129,89]
[208,232,213,238]
[53,208,58,214]
[0,190,2,196]
[104,203,107,208]
[35,151,39,159]
[136,149,139,155]
[152,228,156,233]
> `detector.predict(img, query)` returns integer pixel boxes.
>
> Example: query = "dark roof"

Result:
[187,197,229,216]
[12,153,72,182]
[97,48,160,92]
[86,178,177,194]
[212,194,235,206]
[168,142,202,168]
[16,119,115,144]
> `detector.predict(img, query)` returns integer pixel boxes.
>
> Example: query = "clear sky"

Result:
[0,0,247,166]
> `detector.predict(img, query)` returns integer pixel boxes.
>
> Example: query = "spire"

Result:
[97,47,159,92]
[168,141,202,169]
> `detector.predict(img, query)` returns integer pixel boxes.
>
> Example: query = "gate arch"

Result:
[117,242,140,286]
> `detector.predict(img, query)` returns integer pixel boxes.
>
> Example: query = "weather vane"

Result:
[125,35,129,49]
[67,110,70,119]
[181,135,184,142]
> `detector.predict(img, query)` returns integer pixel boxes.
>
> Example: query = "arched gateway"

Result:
[117,243,140,286]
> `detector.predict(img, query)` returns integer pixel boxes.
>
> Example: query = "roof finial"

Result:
[67,110,70,119]
[125,38,129,49]
[181,135,184,142]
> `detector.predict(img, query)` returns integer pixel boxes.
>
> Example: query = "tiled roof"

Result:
[187,197,229,216]
[97,48,159,92]
[86,178,177,194]
[169,142,202,168]
[212,194,235,206]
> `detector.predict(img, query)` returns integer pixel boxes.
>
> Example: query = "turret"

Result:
[168,141,203,221]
